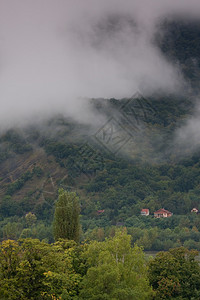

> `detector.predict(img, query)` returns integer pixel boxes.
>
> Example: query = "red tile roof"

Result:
[141,209,149,213]
[154,208,172,214]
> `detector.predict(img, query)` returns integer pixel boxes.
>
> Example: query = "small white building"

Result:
[141,209,149,216]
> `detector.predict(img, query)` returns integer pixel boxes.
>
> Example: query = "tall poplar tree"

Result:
[53,189,80,242]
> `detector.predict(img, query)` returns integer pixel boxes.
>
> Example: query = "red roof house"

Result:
[141,209,149,216]
[154,208,172,218]
[97,210,105,215]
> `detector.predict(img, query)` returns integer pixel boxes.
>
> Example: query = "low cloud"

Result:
[174,100,200,155]
[0,0,200,130]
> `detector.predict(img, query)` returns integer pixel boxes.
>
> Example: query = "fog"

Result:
[1,0,200,152]
[0,1,193,126]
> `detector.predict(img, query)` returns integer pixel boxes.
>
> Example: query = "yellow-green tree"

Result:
[25,212,37,227]
[0,239,83,299]
[53,189,80,242]
[80,229,152,299]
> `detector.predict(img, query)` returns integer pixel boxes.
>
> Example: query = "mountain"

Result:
[1,17,200,250]
[0,95,196,224]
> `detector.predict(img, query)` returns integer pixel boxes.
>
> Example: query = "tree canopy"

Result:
[53,189,80,242]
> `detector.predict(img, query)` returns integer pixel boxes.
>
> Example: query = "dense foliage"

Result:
[0,231,199,299]
[53,190,80,242]
[0,96,199,250]
[148,247,200,299]
[0,238,84,299]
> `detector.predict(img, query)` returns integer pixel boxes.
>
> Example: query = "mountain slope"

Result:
[0,95,197,226]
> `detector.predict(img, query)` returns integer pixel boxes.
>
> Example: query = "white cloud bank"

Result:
[0,0,200,129]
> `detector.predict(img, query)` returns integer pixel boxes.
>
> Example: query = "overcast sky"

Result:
[0,0,200,128]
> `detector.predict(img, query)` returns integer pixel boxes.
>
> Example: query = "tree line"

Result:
[1,190,200,299]
[1,233,200,299]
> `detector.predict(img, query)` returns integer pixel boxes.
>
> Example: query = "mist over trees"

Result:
[1,1,200,299]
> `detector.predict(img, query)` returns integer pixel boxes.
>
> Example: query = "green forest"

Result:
[2,232,200,299]
[1,95,200,251]
[1,190,200,299]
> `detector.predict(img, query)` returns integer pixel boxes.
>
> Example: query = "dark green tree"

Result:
[148,247,200,299]
[53,189,80,242]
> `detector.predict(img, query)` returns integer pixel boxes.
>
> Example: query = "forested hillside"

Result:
[3,2,200,298]
[0,93,200,250]
[1,17,200,251]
